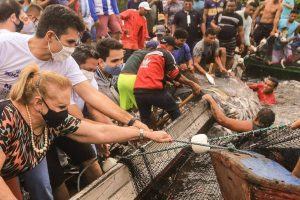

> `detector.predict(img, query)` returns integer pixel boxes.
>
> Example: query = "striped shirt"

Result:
[213,12,243,41]
[94,0,119,15]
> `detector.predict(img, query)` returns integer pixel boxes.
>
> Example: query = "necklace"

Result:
[25,105,49,154]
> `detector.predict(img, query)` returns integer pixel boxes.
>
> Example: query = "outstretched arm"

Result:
[193,56,207,75]
[177,74,202,95]
[74,81,149,130]
[203,94,253,132]
[67,121,173,144]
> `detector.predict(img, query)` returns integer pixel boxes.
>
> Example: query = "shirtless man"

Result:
[202,94,275,132]
[252,0,282,45]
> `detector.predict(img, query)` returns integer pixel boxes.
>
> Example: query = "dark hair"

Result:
[36,5,85,38]
[72,44,99,65]
[0,0,22,22]
[174,28,189,39]
[205,28,218,36]
[27,3,43,14]
[247,1,258,8]
[96,38,123,61]
[224,0,236,8]
[291,10,298,15]
[256,108,275,128]
[81,31,92,43]
[184,0,193,3]
[268,77,279,88]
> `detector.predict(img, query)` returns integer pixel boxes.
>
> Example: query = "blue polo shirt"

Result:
[278,19,299,38]
[172,43,192,65]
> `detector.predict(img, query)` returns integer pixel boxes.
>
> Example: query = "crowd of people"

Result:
[0,0,299,199]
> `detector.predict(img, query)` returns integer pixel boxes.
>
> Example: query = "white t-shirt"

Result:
[0,32,87,100]
[72,70,99,111]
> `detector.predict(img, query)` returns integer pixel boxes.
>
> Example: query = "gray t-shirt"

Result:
[193,38,220,64]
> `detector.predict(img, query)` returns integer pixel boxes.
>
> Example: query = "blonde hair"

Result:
[10,64,72,105]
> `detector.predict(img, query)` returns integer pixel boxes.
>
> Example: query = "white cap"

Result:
[139,2,151,11]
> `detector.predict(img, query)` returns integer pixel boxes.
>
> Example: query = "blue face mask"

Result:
[103,64,123,76]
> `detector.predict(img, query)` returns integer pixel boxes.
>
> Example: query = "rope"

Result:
[122,124,289,159]
[173,140,255,156]
[122,144,189,159]
[77,157,98,192]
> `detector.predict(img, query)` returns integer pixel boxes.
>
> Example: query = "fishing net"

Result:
[120,124,300,200]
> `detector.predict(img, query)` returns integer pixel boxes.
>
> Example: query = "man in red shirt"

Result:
[120,2,150,61]
[134,36,202,127]
[248,77,279,105]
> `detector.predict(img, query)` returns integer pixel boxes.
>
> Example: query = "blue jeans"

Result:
[21,158,53,200]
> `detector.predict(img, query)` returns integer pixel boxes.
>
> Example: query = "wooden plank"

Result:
[109,182,136,200]
[70,164,135,200]
[210,150,300,200]
[71,101,211,199]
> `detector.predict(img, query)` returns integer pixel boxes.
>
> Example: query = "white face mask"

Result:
[48,34,75,62]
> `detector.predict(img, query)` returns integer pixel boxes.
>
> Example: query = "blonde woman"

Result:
[0,65,172,199]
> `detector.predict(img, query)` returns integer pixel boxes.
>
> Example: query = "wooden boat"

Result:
[70,100,212,200]
[210,150,300,200]
[244,56,300,81]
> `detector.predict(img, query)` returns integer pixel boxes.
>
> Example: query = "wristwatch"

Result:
[139,129,144,140]
[127,117,137,126]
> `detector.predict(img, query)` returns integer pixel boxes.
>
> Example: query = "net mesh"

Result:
[121,123,300,199]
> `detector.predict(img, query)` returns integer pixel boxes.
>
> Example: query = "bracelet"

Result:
[127,117,137,126]
[139,129,144,140]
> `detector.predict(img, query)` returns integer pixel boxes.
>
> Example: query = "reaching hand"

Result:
[133,120,151,131]
[96,144,110,158]
[188,64,195,72]
[202,94,214,102]
[179,64,188,71]
[147,131,173,143]
[270,30,277,36]
[239,44,245,53]
[192,83,202,95]
[215,26,222,32]
[291,119,300,130]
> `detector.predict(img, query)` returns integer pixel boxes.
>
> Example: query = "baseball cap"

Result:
[139,2,151,11]
[146,40,159,49]
[160,36,176,47]
[154,25,166,35]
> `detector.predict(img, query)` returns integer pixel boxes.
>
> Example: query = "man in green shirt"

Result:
[117,41,158,111]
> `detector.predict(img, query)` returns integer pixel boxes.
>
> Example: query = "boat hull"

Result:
[210,150,300,200]
[71,100,212,200]
[244,56,300,81]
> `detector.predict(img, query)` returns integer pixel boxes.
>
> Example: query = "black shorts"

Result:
[46,137,96,189]
[220,38,236,58]
[134,89,181,126]
[253,23,273,45]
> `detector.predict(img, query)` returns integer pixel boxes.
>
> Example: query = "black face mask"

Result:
[42,99,68,127]
[14,20,24,32]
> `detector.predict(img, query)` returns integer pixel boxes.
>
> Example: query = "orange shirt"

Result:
[250,83,276,105]
[120,9,148,50]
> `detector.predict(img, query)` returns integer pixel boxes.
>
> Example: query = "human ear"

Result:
[45,31,56,43]
[98,58,105,70]
[33,97,44,114]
